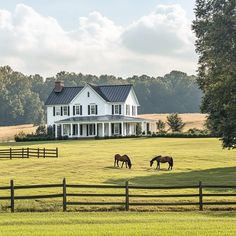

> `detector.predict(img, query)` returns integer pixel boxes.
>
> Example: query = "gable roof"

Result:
[45,83,133,105]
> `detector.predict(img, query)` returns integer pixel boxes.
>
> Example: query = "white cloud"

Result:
[0,4,197,77]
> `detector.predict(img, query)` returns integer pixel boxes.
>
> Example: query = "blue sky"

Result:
[0,0,197,77]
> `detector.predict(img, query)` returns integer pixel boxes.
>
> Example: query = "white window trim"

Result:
[90,104,96,115]
[114,104,120,115]
[126,105,130,116]
[63,106,68,116]
[75,105,80,115]
[55,107,61,116]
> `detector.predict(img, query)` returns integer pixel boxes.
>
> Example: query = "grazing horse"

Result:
[114,154,132,169]
[150,155,173,170]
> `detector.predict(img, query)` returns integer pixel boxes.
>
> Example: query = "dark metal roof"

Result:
[55,115,148,123]
[45,84,133,105]
[45,87,83,105]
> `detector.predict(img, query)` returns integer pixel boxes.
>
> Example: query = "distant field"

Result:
[0,138,235,211]
[138,113,207,131]
[0,124,36,142]
[0,212,236,236]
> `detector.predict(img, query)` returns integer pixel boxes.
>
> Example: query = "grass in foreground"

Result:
[0,212,236,236]
[0,138,235,211]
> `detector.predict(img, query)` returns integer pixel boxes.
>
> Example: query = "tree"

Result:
[192,0,236,148]
[167,114,185,132]
[156,120,166,133]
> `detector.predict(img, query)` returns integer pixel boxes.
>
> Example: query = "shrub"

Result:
[167,113,185,132]
[156,120,166,133]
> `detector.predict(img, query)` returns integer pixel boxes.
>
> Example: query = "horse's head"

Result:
[150,160,153,167]
[128,163,132,169]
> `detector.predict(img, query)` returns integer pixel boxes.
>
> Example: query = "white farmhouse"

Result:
[45,81,150,138]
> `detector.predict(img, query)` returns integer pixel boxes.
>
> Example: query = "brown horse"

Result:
[150,155,173,170]
[114,154,132,169]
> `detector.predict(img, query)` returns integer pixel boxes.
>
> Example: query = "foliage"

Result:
[136,123,142,136]
[166,113,185,132]
[35,125,47,136]
[156,120,166,133]
[0,66,202,126]
[192,0,236,149]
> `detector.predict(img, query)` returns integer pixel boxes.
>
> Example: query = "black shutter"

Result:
[73,106,75,116]
[80,124,83,136]
[119,105,121,115]
[80,105,82,115]
[53,107,55,116]
[112,105,114,115]
[86,125,89,136]
[61,106,63,116]
[95,105,98,115]
[68,106,70,116]
[88,105,90,115]
[119,123,122,135]
[53,124,55,136]
[111,124,114,135]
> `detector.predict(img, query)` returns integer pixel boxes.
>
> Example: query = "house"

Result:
[45,81,150,138]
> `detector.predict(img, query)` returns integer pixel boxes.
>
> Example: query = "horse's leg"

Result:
[117,160,119,167]
[126,162,128,168]
[121,161,124,168]
[156,161,159,170]
[114,159,116,167]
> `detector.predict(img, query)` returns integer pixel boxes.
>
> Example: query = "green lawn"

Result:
[0,138,235,211]
[0,212,236,236]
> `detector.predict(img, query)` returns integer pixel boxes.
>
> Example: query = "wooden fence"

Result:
[0,148,58,159]
[0,179,236,212]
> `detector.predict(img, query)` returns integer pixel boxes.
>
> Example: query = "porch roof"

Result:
[55,115,151,124]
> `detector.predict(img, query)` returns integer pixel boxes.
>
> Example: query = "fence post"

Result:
[27,148,29,158]
[10,180,14,213]
[10,148,12,160]
[56,148,58,158]
[125,181,129,211]
[63,178,67,212]
[199,181,203,211]
[43,148,46,158]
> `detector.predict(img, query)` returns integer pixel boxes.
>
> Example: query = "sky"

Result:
[0,0,198,78]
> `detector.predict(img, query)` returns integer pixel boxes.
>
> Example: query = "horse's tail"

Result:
[170,157,173,167]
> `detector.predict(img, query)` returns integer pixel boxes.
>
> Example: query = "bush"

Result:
[156,120,166,133]
[167,113,185,132]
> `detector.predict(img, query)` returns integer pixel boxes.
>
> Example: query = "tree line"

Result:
[0,66,202,126]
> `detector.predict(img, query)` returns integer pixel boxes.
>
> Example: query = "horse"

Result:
[150,155,173,170]
[114,154,132,169]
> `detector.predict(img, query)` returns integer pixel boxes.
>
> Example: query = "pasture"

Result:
[0,138,235,212]
[0,212,236,236]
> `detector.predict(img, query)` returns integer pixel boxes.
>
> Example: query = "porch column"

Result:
[55,124,58,138]
[95,123,97,136]
[142,122,147,135]
[101,123,104,137]
[78,123,80,137]
[70,124,73,137]
[121,122,124,136]
[108,122,112,137]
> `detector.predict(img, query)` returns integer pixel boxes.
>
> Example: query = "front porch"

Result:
[54,115,152,138]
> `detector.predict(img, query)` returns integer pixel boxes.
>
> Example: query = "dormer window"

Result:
[87,92,90,97]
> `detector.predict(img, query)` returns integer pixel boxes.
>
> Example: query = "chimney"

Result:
[54,81,64,93]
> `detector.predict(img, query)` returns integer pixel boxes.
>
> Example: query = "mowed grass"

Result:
[1,212,236,236]
[0,138,236,211]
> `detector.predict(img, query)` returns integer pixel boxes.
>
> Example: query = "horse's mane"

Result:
[124,154,131,165]
[150,155,161,162]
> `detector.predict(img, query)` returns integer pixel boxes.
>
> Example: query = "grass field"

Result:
[0,137,235,212]
[0,124,36,142]
[138,113,207,131]
[0,211,236,236]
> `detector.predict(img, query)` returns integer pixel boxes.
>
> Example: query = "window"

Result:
[63,106,68,116]
[87,91,90,97]
[75,105,80,115]
[55,107,61,116]
[114,123,120,135]
[126,105,130,116]
[88,124,96,135]
[114,105,120,114]
[88,104,97,115]
[72,124,78,136]
[63,124,71,136]
[132,106,136,116]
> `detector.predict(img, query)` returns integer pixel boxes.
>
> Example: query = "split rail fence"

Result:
[0,179,236,212]
[0,148,58,159]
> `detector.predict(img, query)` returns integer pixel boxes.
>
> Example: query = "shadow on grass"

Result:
[104,166,236,188]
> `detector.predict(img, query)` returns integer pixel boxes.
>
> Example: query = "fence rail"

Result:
[0,179,236,212]
[0,148,58,159]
